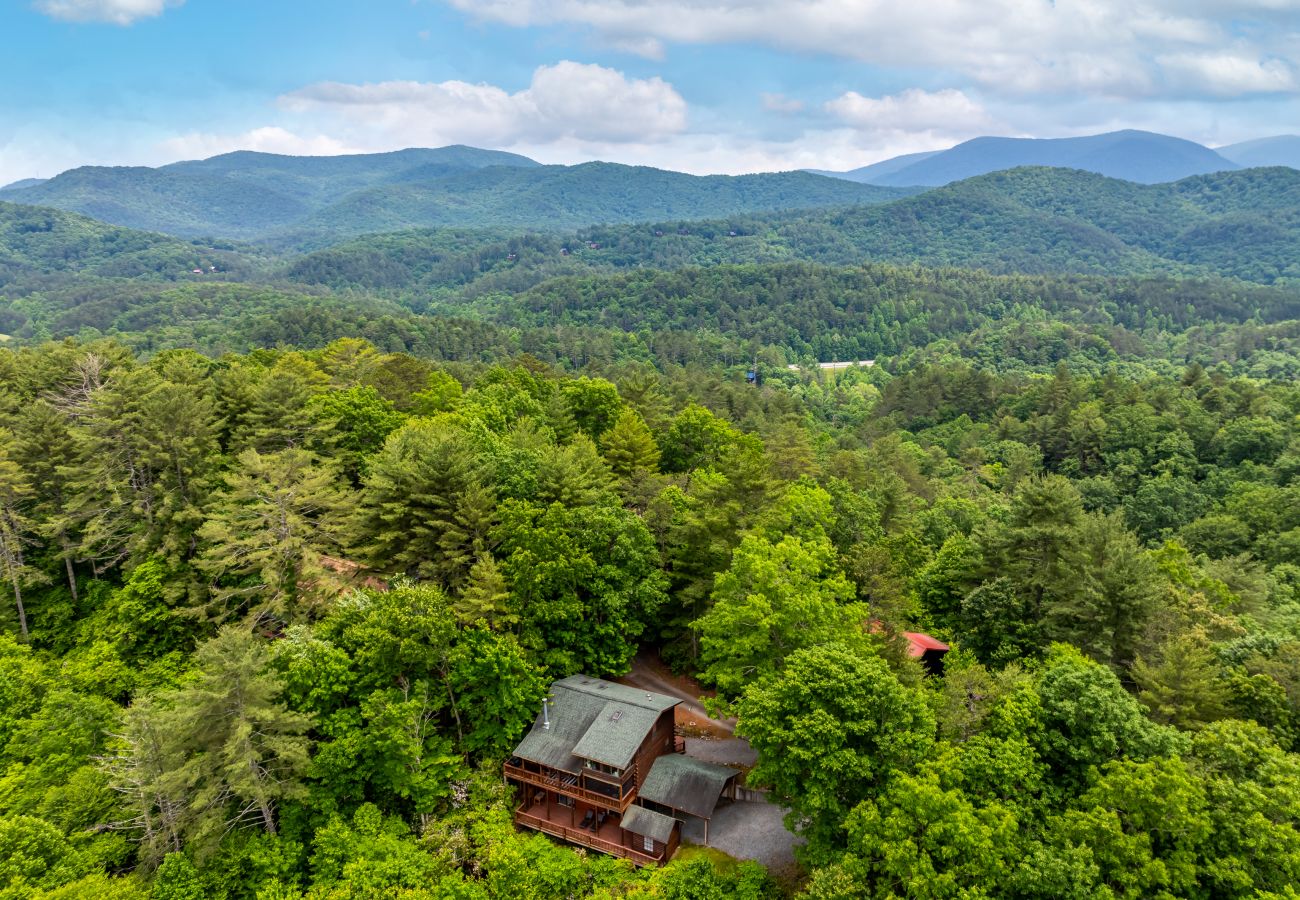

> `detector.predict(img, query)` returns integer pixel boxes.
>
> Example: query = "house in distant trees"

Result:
[505,676,740,866]
[904,631,950,675]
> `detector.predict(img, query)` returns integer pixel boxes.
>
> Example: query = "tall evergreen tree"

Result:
[196,448,353,623]
[600,408,661,478]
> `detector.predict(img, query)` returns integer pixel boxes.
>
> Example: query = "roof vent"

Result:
[646,693,654,702]
[610,709,623,723]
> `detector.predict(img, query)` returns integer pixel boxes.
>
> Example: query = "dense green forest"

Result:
[0,331,1299,898]
[3,154,1300,898]
[284,167,1300,287]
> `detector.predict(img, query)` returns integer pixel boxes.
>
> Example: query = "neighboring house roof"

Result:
[903,632,950,657]
[637,754,740,820]
[512,676,680,774]
[621,805,678,844]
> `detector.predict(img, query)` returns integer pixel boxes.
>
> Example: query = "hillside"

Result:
[285,166,1300,294]
[4,148,909,244]
[1,146,538,241]
[0,200,249,280]
[0,178,47,192]
[818,130,1239,186]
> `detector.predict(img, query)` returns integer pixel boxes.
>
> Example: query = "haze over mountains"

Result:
[813,130,1299,187]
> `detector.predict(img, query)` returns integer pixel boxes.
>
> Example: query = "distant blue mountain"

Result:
[0,178,47,192]
[817,130,1240,186]
[806,150,940,184]
[1217,135,1300,170]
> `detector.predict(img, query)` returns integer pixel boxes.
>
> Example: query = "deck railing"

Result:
[504,762,635,811]
[514,808,663,867]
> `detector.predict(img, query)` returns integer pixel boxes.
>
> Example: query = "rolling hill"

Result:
[284,166,1300,293]
[3,148,910,245]
[0,200,250,280]
[816,130,1240,186]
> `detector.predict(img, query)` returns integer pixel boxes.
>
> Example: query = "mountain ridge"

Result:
[814,130,1243,187]
[1218,135,1300,170]
[4,148,908,245]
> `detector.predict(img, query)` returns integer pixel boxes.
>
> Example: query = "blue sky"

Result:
[2,0,1299,184]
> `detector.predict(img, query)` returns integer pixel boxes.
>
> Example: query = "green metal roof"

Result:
[637,754,740,819]
[512,676,681,774]
[621,805,678,844]
[570,701,661,770]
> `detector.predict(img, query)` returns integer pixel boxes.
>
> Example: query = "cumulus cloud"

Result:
[159,127,360,161]
[282,61,687,146]
[442,0,1300,99]
[34,0,181,25]
[1157,51,1296,95]
[826,88,997,136]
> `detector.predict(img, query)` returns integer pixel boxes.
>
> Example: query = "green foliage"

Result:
[737,643,936,863]
[696,533,861,703]
[0,307,1297,899]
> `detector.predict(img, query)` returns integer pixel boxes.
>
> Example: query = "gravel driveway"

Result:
[683,736,758,768]
[682,798,802,875]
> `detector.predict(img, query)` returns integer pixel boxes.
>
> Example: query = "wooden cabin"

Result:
[505,675,738,866]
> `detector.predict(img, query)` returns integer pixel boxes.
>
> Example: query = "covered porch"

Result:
[635,753,741,845]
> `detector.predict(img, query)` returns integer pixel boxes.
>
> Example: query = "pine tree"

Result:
[196,448,353,623]
[437,481,498,589]
[453,554,515,629]
[1134,630,1231,730]
[13,401,85,602]
[102,629,313,865]
[977,475,1091,630]
[0,429,41,640]
[174,628,313,839]
[601,408,661,477]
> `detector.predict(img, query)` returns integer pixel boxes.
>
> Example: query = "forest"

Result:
[0,327,1298,898]
[3,153,1300,898]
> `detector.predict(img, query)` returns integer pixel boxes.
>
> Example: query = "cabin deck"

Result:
[513,794,666,866]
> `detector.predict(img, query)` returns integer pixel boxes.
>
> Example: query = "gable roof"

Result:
[571,701,662,769]
[903,631,950,656]
[621,805,678,844]
[637,754,740,820]
[512,676,680,774]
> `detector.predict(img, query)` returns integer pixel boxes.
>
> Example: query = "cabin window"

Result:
[584,760,621,776]
[558,795,574,808]
[643,835,654,852]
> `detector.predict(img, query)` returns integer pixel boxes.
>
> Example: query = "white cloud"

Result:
[826,88,997,135]
[34,0,180,25]
[1157,51,1296,95]
[762,92,805,114]
[442,0,1300,99]
[158,127,361,161]
[281,61,687,146]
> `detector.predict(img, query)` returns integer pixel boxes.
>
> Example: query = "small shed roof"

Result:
[638,754,740,820]
[621,805,678,844]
